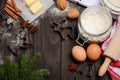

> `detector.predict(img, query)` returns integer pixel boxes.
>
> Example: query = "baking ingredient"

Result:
[30,1,43,14]
[21,20,30,28]
[23,0,37,7]
[80,7,111,35]
[11,0,20,12]
[6,1,22,13]
[29,26,38,33]
[68,62,78,72]
[86,44,101,61]
[6,3,21,16]
[21,20,38,33]
[67,8,80,19]
[4,1,22,20]
[23,0,43,14]
[56,0,67,10]
[4,7,19,20]
[72,45,86,62]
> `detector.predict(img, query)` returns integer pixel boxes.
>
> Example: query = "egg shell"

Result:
[86,44,101,61]
[72,45,86,62]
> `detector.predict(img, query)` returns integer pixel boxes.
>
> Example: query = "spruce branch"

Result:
[0,53,50,80]
[30,53,41,69]
[19,54,29,79]
[3,57,12,80]
[30,76,44,80]
[30,69,50,77]
[0,67,5,80]
[11,63,20,80]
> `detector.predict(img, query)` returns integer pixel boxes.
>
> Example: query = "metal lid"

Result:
[101,0,120,15]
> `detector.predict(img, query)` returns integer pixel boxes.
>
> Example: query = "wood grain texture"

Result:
[33,9,62,80]
[33,1,112,80]
[0,0,112,80]
[0,0,6,13]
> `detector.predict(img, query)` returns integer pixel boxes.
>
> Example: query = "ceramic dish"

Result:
[101,0,120,15]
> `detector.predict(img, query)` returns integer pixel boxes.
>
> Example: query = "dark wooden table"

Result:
[0,0,112,80]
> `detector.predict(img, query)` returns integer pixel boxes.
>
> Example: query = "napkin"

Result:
[101,16,120,80]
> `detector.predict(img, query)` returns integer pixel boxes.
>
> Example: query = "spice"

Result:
[29,26,38,33]
[11,0,20,12]
[6,1,21,13]
[21,20,30,29]
[20,20,38,33]
[4,1,22,20]
[6,3,21,16]
[68,63,78,72]
[4,7,19,20]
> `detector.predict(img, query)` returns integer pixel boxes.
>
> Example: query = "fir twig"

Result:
[0,53,50,80]
[30,69,50,77]
[19,54,29,80]
[0,67,5,80]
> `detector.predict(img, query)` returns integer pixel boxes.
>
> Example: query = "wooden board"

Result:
[33,1,112,80]
[0,0,112,80]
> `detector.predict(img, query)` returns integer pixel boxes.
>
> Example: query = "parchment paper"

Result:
[15,0,54,23]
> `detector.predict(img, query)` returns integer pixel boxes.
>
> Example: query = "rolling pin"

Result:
[98,25,120,77]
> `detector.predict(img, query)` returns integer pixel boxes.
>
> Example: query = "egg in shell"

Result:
[86,44,101,61]
[72,45,86,62]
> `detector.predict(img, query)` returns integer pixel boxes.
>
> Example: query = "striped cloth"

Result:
[101,16,120,80]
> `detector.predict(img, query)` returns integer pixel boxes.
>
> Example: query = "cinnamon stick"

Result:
[4,7,19,20]
[6,3,21,16]
[6,1,21,12]
[11,0,20,12]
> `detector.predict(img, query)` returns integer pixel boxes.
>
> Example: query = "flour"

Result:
[81,8,111,35]
[78,6,112,42]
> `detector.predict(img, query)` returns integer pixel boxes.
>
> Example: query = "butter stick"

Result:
[30,1,43,14]
[23,0,37,7]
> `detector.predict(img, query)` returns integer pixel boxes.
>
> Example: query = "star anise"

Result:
[29,26,38,33]
[68,63,78,72]
[21,20,30,29]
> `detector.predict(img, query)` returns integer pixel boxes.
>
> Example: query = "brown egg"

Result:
[72,45,86,62]
[86,44,101,61]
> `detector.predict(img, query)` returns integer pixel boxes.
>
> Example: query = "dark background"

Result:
[0,0,112,80]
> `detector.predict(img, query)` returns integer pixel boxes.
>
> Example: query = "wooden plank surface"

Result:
[33,1,112,80]
[0,0,112,80]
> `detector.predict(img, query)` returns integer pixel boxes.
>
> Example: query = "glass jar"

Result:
[76,6,112,46]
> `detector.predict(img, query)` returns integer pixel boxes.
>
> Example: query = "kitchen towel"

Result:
[101,16,120,80]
